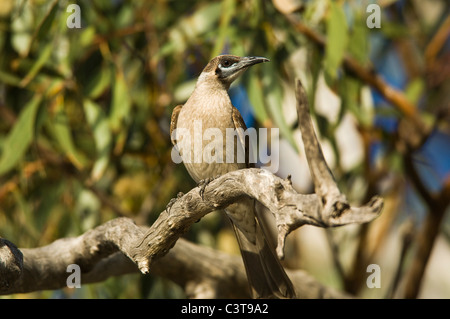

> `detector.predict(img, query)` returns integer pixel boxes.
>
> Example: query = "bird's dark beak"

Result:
[217,56,270,83]
[237,56,270,69]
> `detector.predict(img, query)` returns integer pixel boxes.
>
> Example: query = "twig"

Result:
[386,218,415,298]
[283,14,429,149]
[425,15,450,65]
[402,158,450,298]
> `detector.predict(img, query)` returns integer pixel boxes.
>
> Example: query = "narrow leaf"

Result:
[348,13,369,65]
[0,95,42,175]
[263,64,298,151]
[324,1,348,80]
[247,74,269,125]
[83,99,112,181]
[47,96,88,170]
[20,42,53,87]
[34,0,59,42]
[109,70,131,132]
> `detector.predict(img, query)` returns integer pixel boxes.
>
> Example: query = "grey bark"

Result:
[0,80,383,298]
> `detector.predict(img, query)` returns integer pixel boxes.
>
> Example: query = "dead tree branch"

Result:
[132,80,382,272]
[0,80,383,298]
[0,218,349,298]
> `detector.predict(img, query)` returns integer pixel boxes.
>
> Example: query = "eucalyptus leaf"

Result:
[11,1,33,57]
[109,70,132,132]
[263,64,298,151]
[348,13,368,65]
[247,73,269,125]
[84,65,111,99]
[324,1,348,80]
[0,70,22,87]
[46,103,88,170]
[211,0,236,57]
[0,95,42,176]
[34,0,59,43]
[20,42,53,87]
[84,99,112,181]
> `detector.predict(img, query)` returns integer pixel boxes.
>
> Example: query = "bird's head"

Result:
[197,55,269,90]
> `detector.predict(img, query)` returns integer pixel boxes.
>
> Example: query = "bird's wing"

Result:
[231,106,254,168]
[170,104,183,147]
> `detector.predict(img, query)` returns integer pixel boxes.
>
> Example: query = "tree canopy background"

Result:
[0,0,449,298]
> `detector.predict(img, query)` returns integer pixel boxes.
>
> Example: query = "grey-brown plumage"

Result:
[170,55,295,299]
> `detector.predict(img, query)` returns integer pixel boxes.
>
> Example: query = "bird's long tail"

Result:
[225,199,296,299]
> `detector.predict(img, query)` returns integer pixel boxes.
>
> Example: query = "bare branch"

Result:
[295,79,383,222]
[132,167,382,270]
[132,79,383,270]
[0,218,349,298]
[1,80,383,298]
[0,218,142,294]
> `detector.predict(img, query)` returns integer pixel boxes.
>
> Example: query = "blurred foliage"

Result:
[0,0,449,298]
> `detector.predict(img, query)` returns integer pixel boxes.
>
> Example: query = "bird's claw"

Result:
[166,192,184,214]
[198,178,211,200]
[198,175,220,200]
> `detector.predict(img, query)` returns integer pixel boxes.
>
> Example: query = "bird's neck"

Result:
[188,80,232,111]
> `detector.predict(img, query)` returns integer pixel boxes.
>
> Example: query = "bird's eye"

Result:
[223,60,230,67]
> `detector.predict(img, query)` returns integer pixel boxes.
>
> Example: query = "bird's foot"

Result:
[198,175,221,200]
[198,178,212,200]
[166,192,184,214]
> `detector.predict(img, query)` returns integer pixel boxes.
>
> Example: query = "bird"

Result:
[170,55,296,299]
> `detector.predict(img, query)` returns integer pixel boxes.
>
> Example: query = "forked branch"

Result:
[0,80,383,297]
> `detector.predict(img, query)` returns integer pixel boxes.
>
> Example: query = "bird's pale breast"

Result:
[175,90,246,182]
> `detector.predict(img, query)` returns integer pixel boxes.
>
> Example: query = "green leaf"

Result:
[339,75,361,123]
[11,1,33,57]
[405,78,424,104]
[0,70,22,87]
[12,188,40,240]
[46,103,88,170]
[262,64,298,152]
[0,95,42,176]
[247,73,269,125]
[164,2,221,56]
[20,42,53,87]
[185,2,221,38]
[109,70,132,132]
[174,79,196,102]
[84,65,111,99]
[211,0,236,57]
[380,21,410,39]
[83,99,112,181]
[324,1,348,80]
[33,0,59,42]
[348,13,369,65]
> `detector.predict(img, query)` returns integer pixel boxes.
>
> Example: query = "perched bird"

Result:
[170,55,295,299]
